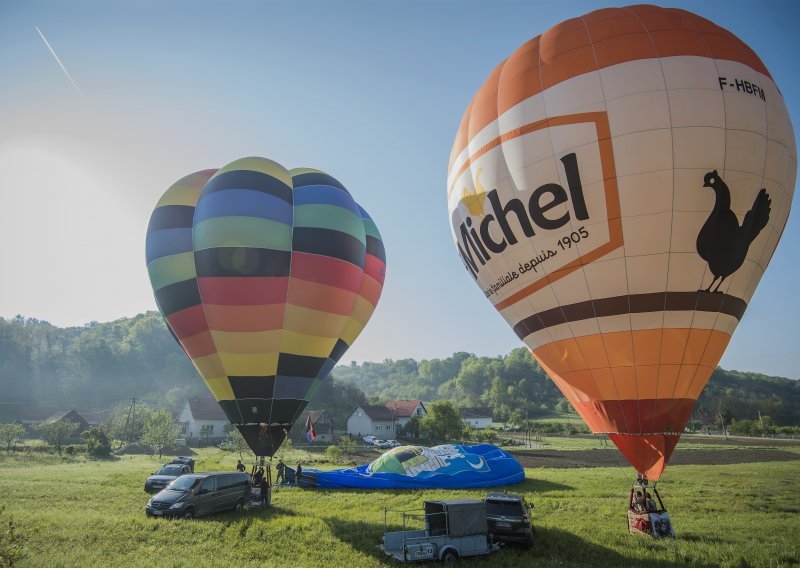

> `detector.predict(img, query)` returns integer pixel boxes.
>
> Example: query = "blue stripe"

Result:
[194,189,293,224]
[357,205,372,221]
[293,185,359,214]
[145,228,193,262]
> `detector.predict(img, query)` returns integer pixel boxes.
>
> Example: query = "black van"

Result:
[146,472,250,519]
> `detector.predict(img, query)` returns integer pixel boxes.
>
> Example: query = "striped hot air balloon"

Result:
[447,5,795,480]
[146,157,385,456]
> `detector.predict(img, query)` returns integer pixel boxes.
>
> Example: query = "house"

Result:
[177,397,230,447]
[459,407,494,429]
[289,410,333,443]
[346,400,427,439]
[42,410,90,442]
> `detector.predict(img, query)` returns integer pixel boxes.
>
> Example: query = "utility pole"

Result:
[120,398,136,448]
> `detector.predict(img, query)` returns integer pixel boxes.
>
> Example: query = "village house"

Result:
[346,400,427,439]
[459,407,494,429]
[177,396,229,447]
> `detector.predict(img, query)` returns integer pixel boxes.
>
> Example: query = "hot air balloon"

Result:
[147,157,386,457]
[447,5,795,483]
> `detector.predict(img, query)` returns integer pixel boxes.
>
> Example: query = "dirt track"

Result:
[508,448,799,469]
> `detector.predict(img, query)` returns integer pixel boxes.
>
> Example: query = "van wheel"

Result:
[182,509,194,520]
[234,500,244,513]
[442,550,457,564]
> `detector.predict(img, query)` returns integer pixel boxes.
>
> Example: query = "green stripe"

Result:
[363,218,381,240]
[294,204,366,244]
[193,216,293,250]
[147,252,196,290]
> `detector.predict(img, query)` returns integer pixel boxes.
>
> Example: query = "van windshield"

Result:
[155,465,183,476]
[167,476,202,492]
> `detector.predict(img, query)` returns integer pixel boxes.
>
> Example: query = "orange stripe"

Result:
[203,304,285,332]
[448,5,770,170]
[287,279,358,316]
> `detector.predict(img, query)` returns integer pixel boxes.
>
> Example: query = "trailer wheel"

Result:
[441,550,458,564]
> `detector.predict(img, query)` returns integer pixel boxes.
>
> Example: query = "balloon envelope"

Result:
[447,5,795,479]
[147,158,385,456]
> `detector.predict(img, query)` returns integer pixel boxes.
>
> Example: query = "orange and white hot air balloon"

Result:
[447,5,795,480]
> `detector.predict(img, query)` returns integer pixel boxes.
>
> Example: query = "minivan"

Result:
[145,472,250,519]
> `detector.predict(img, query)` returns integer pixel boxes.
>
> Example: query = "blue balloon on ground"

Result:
[291,444,524,489]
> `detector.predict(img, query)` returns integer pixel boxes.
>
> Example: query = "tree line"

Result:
[1,313,798,434]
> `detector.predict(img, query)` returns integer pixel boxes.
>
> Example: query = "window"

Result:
[200,424,214,436]
[180,424,187,435]
[199,477,216,493]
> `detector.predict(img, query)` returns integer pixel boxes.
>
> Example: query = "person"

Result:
[236,459,245,473]
[252,466,264,486]
[275,459,285,484]
[632,491,646,512]
[645,492,658,512]
[259,472,270,507]
[295,462,303,486]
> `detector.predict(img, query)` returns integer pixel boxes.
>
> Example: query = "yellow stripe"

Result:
[192,354,226,380]
[284,305,347,337]
[218,353,279,376]
[147,252,196,290]
[156,185,202,207]
[281,331,337,358]
[204,377,235,400]
[210,330,282,354]
[340,297,375,344]
[340,317,365,346]
[288,167,324,176]
[214,157,292,187]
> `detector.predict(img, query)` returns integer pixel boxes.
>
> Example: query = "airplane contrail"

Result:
[35,26,82,97]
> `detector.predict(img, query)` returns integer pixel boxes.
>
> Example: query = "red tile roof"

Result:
[385,400,424,418]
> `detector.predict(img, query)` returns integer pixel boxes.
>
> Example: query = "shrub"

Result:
[325,445,342,463]
[80,427,111,458]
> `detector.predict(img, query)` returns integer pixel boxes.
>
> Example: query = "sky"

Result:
[1,0,798,379]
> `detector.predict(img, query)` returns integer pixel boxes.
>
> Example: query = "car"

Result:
[375,440,393,449]
[145,463,193,493]
[385,440,402,448]
[484,492,534,548]
[363,435,377,445]
[145,472,251,519]
[218,440,233,450]
[170,456,195,472]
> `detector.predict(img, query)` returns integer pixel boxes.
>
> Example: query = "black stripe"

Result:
[154,279,201,316]
[236,424,288,458]
[194,247,291,277]
[218,400,243,423]
[277,353,328,378]
[292,227,366,267]
[147,205,195,233]
[292,172,348,192]
[229,376,275,399]
[202,169,293,203]
[366,235,386,263]
[512,291,747,339]
[329,339,350,363]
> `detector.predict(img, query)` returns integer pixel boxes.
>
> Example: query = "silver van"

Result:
[145,472,250,519]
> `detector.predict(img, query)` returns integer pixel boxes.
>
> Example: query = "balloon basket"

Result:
[248,460,272,509]
[627,476,675,539]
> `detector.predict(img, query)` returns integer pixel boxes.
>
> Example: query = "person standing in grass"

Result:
[236,459,245,472]
[275,459,285,484]
[295,462,303,486]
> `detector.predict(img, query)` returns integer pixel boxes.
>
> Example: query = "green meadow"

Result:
[1,445,798,568]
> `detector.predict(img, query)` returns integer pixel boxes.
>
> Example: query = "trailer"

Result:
[381,499,500,563]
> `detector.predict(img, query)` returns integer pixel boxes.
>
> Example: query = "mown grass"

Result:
[0,450,797,568]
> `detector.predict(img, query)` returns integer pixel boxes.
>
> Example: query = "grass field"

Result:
[0,448,798,568]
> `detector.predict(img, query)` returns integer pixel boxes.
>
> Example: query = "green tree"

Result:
[140,410,178,459]
[420,400,465,443]
[337,436,357,458]
[108,404,155,444]
[36,420,78,456]
[0,423,25,452]
[80,426,111,457]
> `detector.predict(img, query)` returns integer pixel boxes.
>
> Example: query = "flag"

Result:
[305,415,316,442]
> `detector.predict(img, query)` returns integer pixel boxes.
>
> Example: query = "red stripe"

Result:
[573,398,695,435]
[364,255,386,286]
[166,305,209,340]
[290,252,363,293]
[198,277,289,305]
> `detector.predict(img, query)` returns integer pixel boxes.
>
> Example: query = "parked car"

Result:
[218,440,233,450]
[484,492,534,548]
[363,435,377,445]
[144,464,192,493]
[375,440,393,449]
[385,440,402,448]
[170,456,195,472]
[145,472,250,519]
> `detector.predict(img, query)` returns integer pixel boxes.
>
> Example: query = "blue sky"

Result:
[1,0,798,379]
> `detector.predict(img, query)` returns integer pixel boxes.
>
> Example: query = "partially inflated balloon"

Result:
[447,5,795,479]
[147,158,385,456]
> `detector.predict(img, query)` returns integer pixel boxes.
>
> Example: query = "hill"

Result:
[0,313,798,429]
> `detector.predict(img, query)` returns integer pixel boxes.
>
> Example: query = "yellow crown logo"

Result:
[460,168,487,217]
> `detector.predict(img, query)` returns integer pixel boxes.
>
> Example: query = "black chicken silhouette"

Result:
[696,170,771,293]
